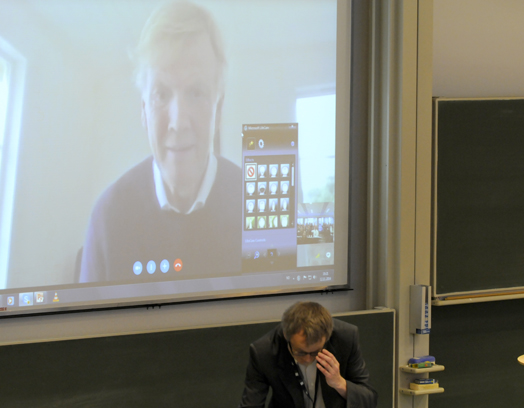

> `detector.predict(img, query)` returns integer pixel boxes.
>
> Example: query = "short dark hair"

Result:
[281,302,333,345]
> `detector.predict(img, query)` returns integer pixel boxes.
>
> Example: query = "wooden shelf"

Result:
[400,364,445,374]
[400,387,444,396]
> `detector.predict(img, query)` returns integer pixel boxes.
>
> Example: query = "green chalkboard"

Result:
[0,310,393,408]
[430,298,524,408]
[434,97,524,296]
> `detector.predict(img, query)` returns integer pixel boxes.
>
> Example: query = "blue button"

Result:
[147,260,156,274]
[19,292,34,306]
[133,261,143,275]
[160,259,169,273]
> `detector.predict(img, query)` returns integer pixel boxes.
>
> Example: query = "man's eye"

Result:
[152,89,170,104]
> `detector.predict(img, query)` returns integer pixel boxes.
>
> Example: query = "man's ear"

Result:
[141,100,147,129]
[215,94,223,129]
[213,94,224,155]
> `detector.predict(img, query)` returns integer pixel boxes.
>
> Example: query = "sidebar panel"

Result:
[241,124,298,273]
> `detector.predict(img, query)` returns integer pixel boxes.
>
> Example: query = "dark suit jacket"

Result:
[239,319,378,408]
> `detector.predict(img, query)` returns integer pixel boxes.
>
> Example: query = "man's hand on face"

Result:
[316,349,347,399]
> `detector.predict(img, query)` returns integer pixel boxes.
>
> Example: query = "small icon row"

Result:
[245,163,290,180]
[133,258,183,275]
[246,198,289,213]
[246,138,266,150]
[246,215,290,229]
[246,181,290,196]
[249,248,278,260]
[3,291,60,307]
[286,274,318,282]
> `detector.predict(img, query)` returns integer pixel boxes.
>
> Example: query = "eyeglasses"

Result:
[288,341,325,358]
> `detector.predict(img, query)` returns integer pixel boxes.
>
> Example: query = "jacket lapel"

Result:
[276,340,306,408]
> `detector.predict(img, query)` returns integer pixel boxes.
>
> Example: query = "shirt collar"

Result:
[153,154,217,214]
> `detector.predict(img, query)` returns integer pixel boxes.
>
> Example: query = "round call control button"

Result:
[174,259,183,272]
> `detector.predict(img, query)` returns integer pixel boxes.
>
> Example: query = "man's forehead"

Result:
[148,33,216,67]
[143,37,218,84]
[146,62,215,85]
[290,332,326,349]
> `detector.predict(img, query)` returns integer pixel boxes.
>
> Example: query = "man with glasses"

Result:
[238,301,377,408]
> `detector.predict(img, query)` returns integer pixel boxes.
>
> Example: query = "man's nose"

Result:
[303,354,315,364]
[168,94,189,131]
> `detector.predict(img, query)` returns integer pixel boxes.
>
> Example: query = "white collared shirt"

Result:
[297,361,326,408]
[153,154,217,214]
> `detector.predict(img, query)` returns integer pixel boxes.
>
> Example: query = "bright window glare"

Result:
[0,57,8,157]
[296,94,336,203]
[0,40,24,291]
[0,54,9,289]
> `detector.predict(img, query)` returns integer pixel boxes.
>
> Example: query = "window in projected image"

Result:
[0,56,7,163]
[0,38,25,293]
[0,51,11,290]
[296,94,336,269]
[0,0,350,316]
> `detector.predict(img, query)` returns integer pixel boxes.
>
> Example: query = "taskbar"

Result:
[0,269,336,312]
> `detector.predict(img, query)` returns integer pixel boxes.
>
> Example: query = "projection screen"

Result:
[0,0,351,316]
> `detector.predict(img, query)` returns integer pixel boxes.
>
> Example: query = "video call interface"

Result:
[242,124,298,273]
[0,0,347,314]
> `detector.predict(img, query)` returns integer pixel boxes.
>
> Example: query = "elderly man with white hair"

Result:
[80,1,241,283]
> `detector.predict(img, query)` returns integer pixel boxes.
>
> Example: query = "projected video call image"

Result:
[78,1,243,284]
[0,0,340,311]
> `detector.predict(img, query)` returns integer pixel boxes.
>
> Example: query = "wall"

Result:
[433,0,524,97]
[431,1,524,406]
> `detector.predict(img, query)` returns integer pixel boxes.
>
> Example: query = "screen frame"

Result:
[0,0,354,318]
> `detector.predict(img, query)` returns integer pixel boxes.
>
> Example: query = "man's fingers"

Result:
[317,349,337,366]
[316,357,330,371]
[316,353,332,368]
[316,361,330,375]
[320,348,335,358]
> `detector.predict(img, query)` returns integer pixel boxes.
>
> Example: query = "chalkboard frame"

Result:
[432,97,524,300]
[0,309,394,408]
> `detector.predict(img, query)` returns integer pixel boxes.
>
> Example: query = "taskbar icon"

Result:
[19,292,34,306]
[35,292,45,303]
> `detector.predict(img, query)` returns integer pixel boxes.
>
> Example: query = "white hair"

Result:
[133,1,226,93]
